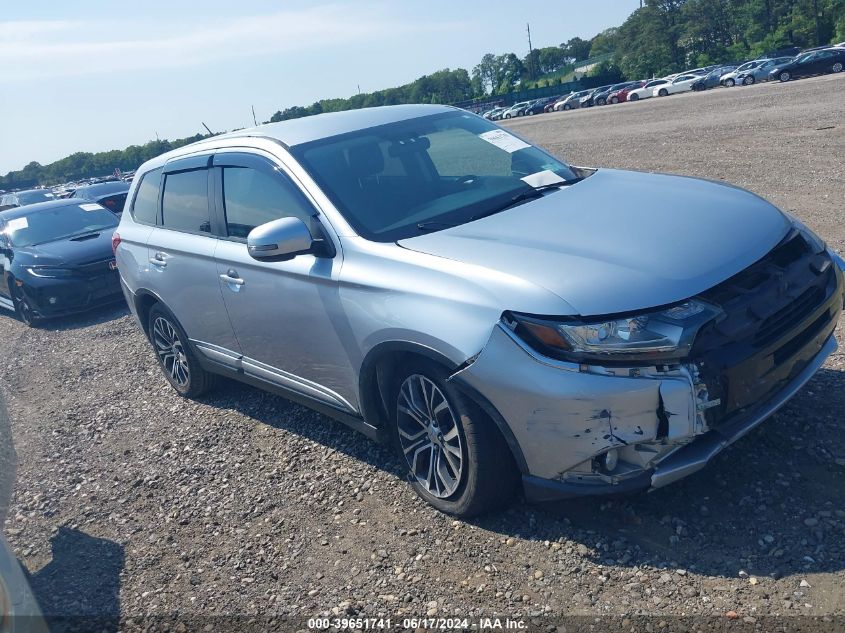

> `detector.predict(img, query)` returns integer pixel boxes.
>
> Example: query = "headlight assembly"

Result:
[785,214,826,253]
[505,300,721,363]
[26,266,73,278]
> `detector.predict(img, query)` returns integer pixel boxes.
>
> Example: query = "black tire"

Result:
[563,104,571,110]
[390,359,517,517]
[744,75,755,85]
[610,97,618,104]
[11,286,37,327]
[629,93,640,101]
[832,62,843,73]
[779,71,790,82]
[596,98,606,106]
[724,78,735,87]
[658,88,669,97]
[147,304,216,398]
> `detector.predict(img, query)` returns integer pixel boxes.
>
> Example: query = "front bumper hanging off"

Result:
[451,251,844,503]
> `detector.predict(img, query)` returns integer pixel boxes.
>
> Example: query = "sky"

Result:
[0,1,640,175]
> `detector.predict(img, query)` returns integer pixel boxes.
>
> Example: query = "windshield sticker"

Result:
[79,203,103,211]
[6,217,28,231]
[479,130,531,153]
[521,170,566,188]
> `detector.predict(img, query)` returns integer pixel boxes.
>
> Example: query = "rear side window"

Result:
[99,193,128,214]
[162,170,211,234]
[130,168,162,224]
[222,167,314,239]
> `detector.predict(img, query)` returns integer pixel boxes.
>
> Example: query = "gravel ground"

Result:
[2,74,845,630]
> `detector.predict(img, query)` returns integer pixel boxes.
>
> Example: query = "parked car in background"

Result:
[555,90,589,110]
[70,180,131,215]
[502,101,531,118]
[543,96,565,113]
[692,65,737,90]
[593,82,635,106]
[735,57,794,85]
[482,107,505,120]
[720,61,764,86]
[768,47,845,81]
[655,74,703,96]
[609,81,646,103]
[0,189,56,211]
[579,86,612,108]
[627,78,669,101]
[524,98,553,115]
[0,200,122,326]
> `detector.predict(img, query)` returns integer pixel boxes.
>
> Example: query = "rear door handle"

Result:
[219,270,244,286]
[149,253,167,268]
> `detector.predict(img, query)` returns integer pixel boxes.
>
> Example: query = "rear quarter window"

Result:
[130,167,162,224]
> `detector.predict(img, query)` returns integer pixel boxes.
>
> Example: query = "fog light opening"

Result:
[599,448,619,473]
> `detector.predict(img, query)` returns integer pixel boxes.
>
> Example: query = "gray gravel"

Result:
[2,73,845,627]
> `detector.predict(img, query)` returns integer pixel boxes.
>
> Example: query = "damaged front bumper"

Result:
[450,257,843,503]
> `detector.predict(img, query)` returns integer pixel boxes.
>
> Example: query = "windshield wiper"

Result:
[417,179,581,231]
[69,232,102,241]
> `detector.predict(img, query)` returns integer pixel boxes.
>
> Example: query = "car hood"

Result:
[398,169,791,316]
[13,231,115,267]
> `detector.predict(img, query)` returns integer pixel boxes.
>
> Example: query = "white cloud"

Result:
[0,6,463,81]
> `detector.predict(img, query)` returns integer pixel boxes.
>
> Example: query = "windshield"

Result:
[292,111,578,242]
[17,190,55,205]
[4,204,118,247]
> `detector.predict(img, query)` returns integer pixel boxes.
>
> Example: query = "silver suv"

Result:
[115,104,844,516]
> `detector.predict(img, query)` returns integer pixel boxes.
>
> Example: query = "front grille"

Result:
[690,230,838,428]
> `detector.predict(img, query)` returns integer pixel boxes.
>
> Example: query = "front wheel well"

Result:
[358,344,528,474]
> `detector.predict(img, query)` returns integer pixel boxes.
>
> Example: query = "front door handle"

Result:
[149,253,167,268]
[219,270,245,286]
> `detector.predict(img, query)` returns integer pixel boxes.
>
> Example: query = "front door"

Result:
[211,152,358,413]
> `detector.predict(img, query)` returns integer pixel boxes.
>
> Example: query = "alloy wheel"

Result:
[396,374,463,499]
[780,71,790,82]
[152,316,190,387]
[745,76,755,85]
[725,79,735,87]
[833,62,843,73]
[12,289,34,327]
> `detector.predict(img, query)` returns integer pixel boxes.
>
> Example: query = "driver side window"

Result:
[222,166,316,239]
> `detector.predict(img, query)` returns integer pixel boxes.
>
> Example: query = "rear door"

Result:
[146,155,241,359]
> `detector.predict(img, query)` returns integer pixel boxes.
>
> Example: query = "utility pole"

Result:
[526,23,535,80]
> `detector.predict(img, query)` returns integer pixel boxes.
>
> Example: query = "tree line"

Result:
[3,0,842,190]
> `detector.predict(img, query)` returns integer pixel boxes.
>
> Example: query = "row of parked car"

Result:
[481,43,845,119]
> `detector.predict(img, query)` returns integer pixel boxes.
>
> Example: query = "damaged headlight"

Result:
[505,300,720,362]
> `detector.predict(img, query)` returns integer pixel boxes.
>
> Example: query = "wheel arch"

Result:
[133,287,167,337]
[358,340,529,474]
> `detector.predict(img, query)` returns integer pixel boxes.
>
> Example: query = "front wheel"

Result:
[392,360,517,517]
[832,62,843,73]
[744,75,755,85]
[779,71,790,82]
[724,78,735,87]
[563,104,571,110]
[11,287,37,327]
[610,97,618,104]
[148,304,216,398]
[658,88,668,97]
[629,93,640,101]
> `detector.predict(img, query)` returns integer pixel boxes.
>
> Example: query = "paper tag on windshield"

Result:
[6,217,28,231]
[521,170,566,188]
[79,203,102,211]
[479,130,530,153]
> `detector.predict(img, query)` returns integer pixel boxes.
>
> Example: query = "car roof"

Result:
[216,104,456,149]
[74,181,130,196]
[0,199,84,220]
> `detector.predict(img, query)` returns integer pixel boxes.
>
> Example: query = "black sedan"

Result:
[768,47,845,82]
[70,180,130,215]
[0,200,122,326]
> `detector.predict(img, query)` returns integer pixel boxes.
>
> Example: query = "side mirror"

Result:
[247,217,314,262]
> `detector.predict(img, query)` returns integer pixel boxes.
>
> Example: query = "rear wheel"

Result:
[11,287,36,327]
[391,359,517,517]
[610,97,618,104]
[779,71,790,82]
[743,75,755,85]
[147,304,216,398]
[833,62,843,73]
[658,88,669,97]
[629,93,640,101]
[563,104,571,110]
